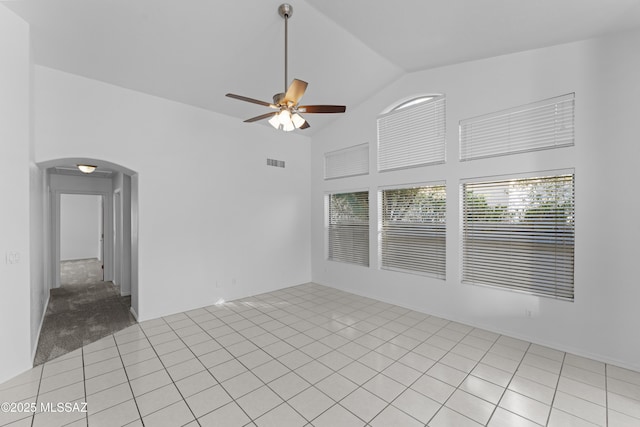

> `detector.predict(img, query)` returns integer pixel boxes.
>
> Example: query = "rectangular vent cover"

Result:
[267,158,285,168]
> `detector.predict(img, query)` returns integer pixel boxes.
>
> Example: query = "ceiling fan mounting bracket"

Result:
[278,4,293,19]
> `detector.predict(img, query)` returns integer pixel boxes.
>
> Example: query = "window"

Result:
[326,191,369,266]
[461,173,575,300]
[324,143,369,180]
[460,93,575,161]
[380,184,446,278]
[377,95,446,171]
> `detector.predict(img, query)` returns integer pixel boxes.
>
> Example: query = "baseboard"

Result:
[129,306,138,321]
[31,292,51,364]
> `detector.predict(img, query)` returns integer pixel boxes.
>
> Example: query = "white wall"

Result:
[0,5,32,384]
[310,29,640,371]
[60,194,102,261]
[29,165,46,363]
[34,66,312,321]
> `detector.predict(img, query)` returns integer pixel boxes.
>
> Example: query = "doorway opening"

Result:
[59,193,104,285]
[33,158,139,365]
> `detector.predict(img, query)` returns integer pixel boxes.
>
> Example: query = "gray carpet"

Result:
[60,258,104,285]
[34,259,137,365]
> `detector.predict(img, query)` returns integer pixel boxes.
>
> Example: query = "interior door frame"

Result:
[52,189,113,288]
[113,189,122,288]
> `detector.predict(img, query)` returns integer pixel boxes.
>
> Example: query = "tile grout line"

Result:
[545,351,566,426]
[161,301,333,423]
[169,313,260,423]
[135,319,201,426]
[185,304,307,422]
[113,332,146,427]
[310,286,520,424]
[185,299,323,424]
[365,316,460,425]
[500,344,598,425]
[605,363,609,427]
[421,322,500,426]
[258,292,392,425]
[188,292,382,424]
[245,289,425,424]
[486,341,533,426]
[97,312,523,426]
[140,288,567,426]
[81,347,88,427]
[78,328,179,422]
[290,289,484,425]
[553,354,611,426]
[30,363,45,427]
[303,312,466,425]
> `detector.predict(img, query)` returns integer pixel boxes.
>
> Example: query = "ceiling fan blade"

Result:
[298,105,346,114]
[244,112,277,123]
[284,79,308,104]
[226,93,277,108]
[300,121,310,129]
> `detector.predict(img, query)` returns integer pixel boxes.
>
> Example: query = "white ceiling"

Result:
[5,0,640,134]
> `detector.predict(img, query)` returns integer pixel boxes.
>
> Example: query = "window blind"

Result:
[380,184,446,278]
[377,96,446,171]
[460,93,575,161]
[324,143,369,180]
[461,173,575,300]
[327,191,369,266]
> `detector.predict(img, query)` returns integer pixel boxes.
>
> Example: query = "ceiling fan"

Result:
[226,3,346,132]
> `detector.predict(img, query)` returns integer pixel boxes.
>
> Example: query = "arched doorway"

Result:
[35,158,139,363]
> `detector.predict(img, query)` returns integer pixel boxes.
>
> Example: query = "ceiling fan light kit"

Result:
[225,3,346,132]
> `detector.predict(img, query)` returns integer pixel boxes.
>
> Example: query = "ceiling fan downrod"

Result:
[278,4,293,94]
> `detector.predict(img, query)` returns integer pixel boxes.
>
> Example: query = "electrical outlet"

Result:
[231,278,237,285]
[5,251,20,264]
[525,309,532,318]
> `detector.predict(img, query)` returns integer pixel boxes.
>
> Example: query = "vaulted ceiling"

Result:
[5,0,640,133]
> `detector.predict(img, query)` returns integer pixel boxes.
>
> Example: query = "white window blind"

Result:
[461,173,575,300]
[324,143,369,180]
[327,191,369,266]
[460,93,575,161]
[380,184,446,278]
[378,96,446,171]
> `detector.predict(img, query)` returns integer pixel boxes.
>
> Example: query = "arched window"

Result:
[393,96,436,111]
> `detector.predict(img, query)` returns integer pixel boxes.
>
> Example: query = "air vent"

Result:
[267,158,285,168]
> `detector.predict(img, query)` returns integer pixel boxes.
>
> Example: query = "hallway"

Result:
[34,259,136,365]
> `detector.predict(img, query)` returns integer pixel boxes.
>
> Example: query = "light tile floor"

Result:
[1,283,639,427]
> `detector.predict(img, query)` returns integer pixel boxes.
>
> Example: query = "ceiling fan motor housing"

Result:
[273,92,286,105]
